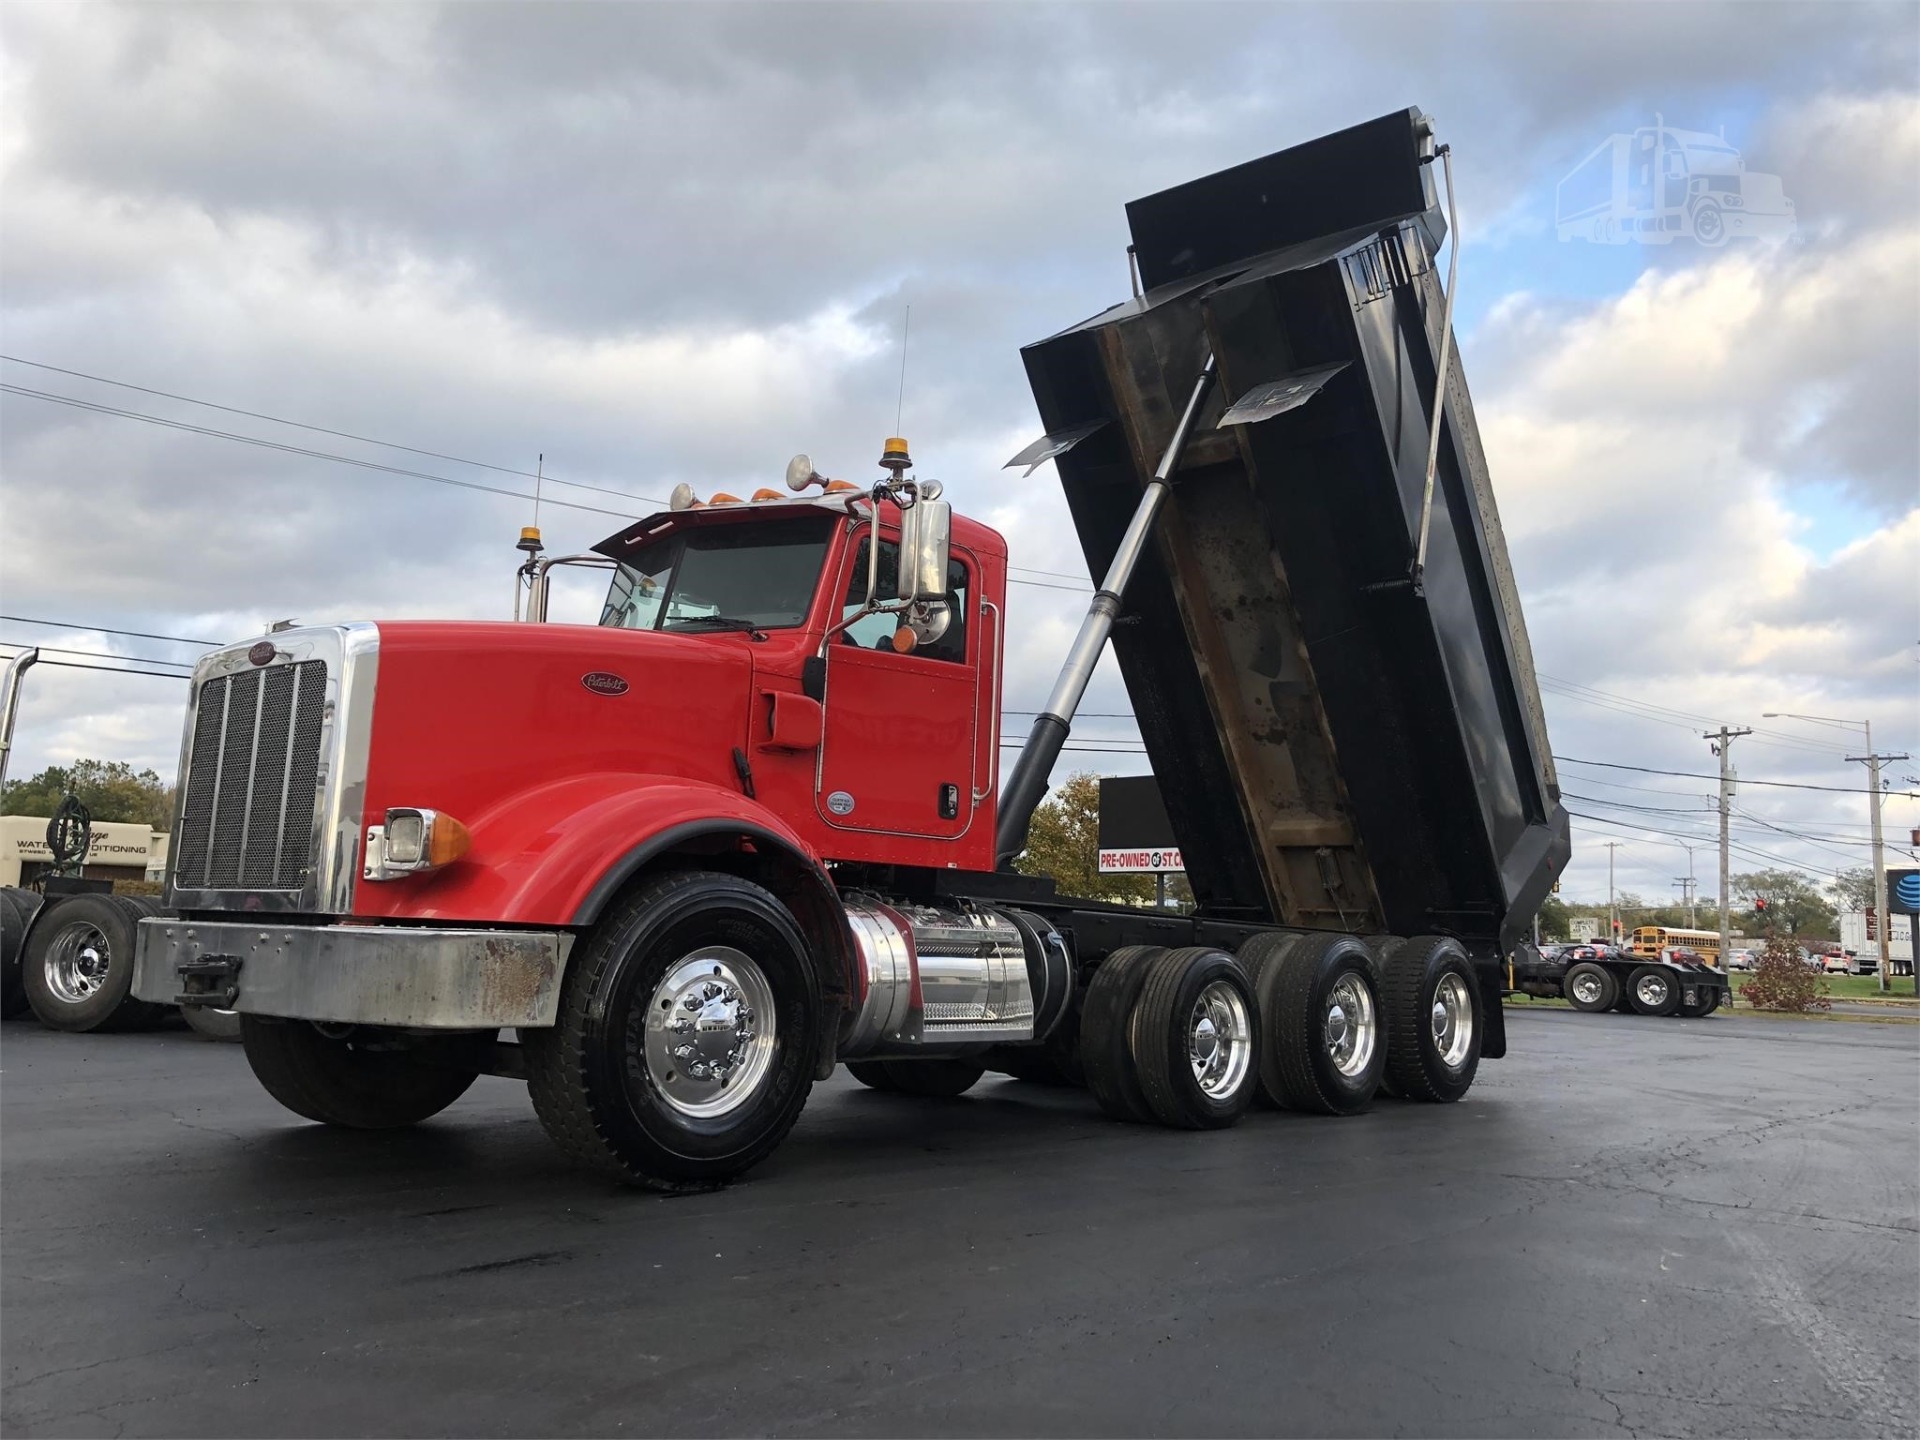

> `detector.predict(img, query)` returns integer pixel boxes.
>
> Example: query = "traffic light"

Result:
[1754,896,1768,913]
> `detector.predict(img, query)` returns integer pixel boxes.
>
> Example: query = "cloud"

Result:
[2,1,1914,908]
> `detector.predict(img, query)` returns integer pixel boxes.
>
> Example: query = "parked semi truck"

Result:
[1839,909,1915,977]
[0,651,237,1038]
[130,110,1572,1191]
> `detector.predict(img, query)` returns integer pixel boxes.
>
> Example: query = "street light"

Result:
[1762,711,1903,992]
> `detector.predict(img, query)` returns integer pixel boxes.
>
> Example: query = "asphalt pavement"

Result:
[3,1007,1915,1438]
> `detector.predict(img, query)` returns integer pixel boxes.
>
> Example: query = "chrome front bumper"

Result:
[133,918,572,1029]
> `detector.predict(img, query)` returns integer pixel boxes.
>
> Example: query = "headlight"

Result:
[364,808,471,881]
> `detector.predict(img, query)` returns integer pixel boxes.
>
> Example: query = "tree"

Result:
[0,760,175,829]
[1535,894,1571,941]
[1827,867,1877,913]
[1739,929,1830,1013]
[1013,772,1155,905]
[1730,869,1837,940]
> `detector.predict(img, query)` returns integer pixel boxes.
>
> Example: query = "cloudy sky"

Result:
[2,0,1915,905]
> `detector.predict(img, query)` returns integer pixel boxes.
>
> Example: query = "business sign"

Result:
[1889,868,1920,919]
[1099,847,1184,874]
[1097,776,1183,874]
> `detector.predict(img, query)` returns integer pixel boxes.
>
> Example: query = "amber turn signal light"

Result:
[368,808,471,880]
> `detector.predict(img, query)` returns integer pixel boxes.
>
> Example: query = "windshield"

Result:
[599,515,834,632]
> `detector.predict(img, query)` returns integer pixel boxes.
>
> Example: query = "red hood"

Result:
[355,620,758,918]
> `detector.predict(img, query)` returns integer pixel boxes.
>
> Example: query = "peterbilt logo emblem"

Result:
[581,671,630,697]
[247,641,276,666]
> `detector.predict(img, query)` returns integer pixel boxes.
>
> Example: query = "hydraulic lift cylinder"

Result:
[994,355,1217,867]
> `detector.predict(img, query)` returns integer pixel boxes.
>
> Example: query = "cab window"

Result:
[840,537,969,663]
[601,515,834,632]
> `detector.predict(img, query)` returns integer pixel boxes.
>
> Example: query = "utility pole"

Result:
[1707,727,1751,1000]
[1846,726,1910,995]
[1679,842,1699,926]
[1672,874,1696,926]
[1604,841,1623,947]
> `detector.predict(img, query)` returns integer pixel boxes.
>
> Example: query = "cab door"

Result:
[816,529,978,840]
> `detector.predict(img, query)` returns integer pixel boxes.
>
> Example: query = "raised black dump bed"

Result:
[1020,108,1569,957]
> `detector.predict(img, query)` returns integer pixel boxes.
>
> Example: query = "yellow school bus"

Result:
[1629,926,1723,966]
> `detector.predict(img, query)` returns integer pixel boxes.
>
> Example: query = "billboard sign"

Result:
[1097,776,1183,874]
[1890,868,1920,919]
[1098,847,1185,874]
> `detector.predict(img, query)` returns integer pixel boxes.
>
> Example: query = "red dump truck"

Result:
[131,109,1570,1191]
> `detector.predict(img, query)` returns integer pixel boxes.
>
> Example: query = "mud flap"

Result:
[1476,959,1508,1060]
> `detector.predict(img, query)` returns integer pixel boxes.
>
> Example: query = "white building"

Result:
[0,816,168,887]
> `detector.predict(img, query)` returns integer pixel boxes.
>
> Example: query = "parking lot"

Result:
[3,1006,1915,1438]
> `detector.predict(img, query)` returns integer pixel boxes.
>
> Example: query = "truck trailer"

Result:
[131,109,1572,1191]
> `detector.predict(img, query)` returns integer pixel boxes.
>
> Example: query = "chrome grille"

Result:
[174,661,327,890]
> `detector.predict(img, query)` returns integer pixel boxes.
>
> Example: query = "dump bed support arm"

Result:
[995,355,1218,867]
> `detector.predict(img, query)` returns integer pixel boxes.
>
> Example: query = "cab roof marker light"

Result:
[751,488,784,502]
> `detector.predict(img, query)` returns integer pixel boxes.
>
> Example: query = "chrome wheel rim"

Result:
[44,922,113,1005]
[1635,974,1669,1008]
[1188,979,1253,1099]
[643,946,777,1119]
[1430,973,1474,1070]
[1324,971,1376,1078]
[1570,972,1604,1006]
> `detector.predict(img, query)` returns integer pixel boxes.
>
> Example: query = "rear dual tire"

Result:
[1564,962,1618,1013]
[1378,935,1482,1103]
[0,888,39,1019]
[847,1058,986,1097]
[1240,933,1385,1115]
[21,893,170,1033]
[1627,966,1681,1017]
[1082,946,1261,1129]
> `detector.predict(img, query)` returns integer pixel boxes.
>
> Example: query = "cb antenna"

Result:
[533,452,545,528]
[894,305,911,438]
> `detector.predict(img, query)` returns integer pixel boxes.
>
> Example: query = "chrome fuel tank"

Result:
[840,900,1070,1058]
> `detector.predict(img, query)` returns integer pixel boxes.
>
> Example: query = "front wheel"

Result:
[523,869,820,1192]
[240,1019,481,1126]
[180,1004,244,1042]
[1692,198,1726,247]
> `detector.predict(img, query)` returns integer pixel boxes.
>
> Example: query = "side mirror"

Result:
[896,496,950,604]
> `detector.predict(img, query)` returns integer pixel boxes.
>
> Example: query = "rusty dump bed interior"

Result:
[1020,108,1569,954]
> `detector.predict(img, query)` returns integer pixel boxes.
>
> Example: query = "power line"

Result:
[0,641,193,670]
[0,383,647,522]
[1538,673,1846,756]
[0,356,1117,593]
[0,355,666,509]
[0,653,189,681]
[0,615,223,648]
[1554,754,1914,798]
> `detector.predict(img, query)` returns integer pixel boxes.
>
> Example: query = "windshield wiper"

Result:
[662,616,768,637]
